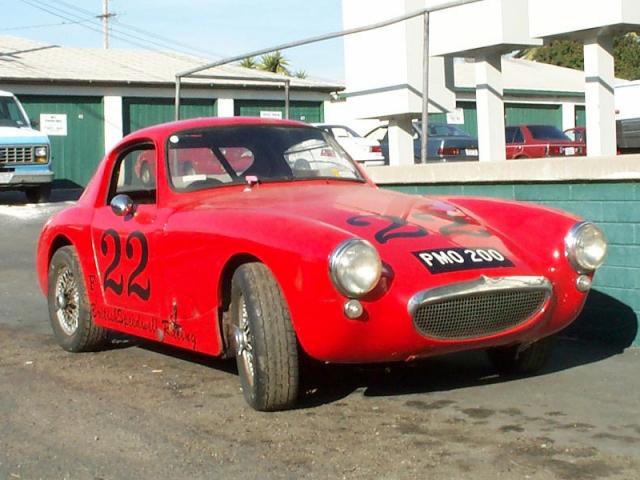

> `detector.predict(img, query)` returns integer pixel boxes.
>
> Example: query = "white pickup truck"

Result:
[0,90,53,202]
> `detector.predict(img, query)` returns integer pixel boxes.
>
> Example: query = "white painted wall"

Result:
[529,0,640,39]
[429,0,541,56]
[342,0,455,119]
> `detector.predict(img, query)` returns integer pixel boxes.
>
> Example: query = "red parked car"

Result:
[506,125,585,159]
[37,117,607,411]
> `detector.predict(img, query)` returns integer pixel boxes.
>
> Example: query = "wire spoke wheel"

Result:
[54,266,81,335]
[48,246,108,352]
[235,294,256,388]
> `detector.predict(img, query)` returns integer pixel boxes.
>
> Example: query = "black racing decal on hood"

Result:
[412,211,491,238]
[413,247,514,274]
[347,215,428,244]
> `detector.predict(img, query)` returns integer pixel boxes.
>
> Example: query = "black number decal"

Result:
[347,215,428,244]
[99,230,150,300]
[439,216,491,238]
[125,231,151,300]
[100,229,124,295]
[412,211,491,238]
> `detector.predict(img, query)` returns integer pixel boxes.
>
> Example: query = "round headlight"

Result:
[565,222,608,272]
[329,239,382,298]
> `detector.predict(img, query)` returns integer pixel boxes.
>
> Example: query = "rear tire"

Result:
[230,263,299,411]
[25,185,51,203]
[487,336,555,375]
[48,246,108,352]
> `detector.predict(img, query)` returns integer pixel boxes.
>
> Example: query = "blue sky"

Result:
[2,0,345,81]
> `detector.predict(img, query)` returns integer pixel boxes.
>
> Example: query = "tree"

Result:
[240,56,257,69]
[516,32,640,80]
[294,69,307,79]
[258,51,290,75]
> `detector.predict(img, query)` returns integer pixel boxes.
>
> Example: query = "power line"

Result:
[17,0,213,61]
[0,19,92,32]
[22,0,225,60]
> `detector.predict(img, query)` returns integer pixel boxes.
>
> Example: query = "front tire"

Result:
[487,336,555,375]
[230,263,299,411]
[48,246,108,352]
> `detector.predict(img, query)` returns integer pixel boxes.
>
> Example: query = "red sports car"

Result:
[37,117,608,411]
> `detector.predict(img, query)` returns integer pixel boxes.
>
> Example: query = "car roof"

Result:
[0,90,15,97]
[124,116,312,142]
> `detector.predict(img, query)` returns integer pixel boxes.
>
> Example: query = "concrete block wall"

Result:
[378,177,640,348]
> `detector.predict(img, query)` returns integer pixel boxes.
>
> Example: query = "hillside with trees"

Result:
[517,32,640,80]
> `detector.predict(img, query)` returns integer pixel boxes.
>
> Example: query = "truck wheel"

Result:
[48,246,108,352]
[230,263,299,411]
[487,336,555,375]
[25,185,51,203]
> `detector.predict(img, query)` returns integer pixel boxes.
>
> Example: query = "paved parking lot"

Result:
[0,190,639,480]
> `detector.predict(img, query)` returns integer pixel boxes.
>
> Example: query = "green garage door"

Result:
[575,106,586,127]
[434,102,481,139]
[123,98,217,135]
[454,102,478,138]
[234,100,324,123]
[505,103,563,129]
[19,95,105,188]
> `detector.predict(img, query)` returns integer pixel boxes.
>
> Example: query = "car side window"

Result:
[109,145,157,205]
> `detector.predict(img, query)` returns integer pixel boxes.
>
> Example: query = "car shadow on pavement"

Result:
[0,188,82,205]
[299,291,637,407]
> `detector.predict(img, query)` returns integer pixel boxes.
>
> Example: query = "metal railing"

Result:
[174,0,484,164]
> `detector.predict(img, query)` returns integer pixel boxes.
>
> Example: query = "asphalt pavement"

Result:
[0,190,638,480]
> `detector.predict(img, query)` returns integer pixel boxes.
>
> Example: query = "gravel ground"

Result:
[0,190,638,480]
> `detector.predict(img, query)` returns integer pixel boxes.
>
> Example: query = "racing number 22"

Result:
[100,229,151,300]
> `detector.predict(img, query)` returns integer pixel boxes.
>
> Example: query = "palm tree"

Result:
[259,51,290,75]
[240,56,257,69]
[294,69,307,79]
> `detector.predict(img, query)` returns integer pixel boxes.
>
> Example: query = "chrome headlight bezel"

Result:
[34,146,48,163]
[565,221,608,273]
[329,239,382,298]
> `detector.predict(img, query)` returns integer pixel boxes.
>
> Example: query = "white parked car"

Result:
[313,124,385,166]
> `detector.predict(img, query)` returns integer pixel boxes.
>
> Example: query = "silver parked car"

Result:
[366,122,479,163]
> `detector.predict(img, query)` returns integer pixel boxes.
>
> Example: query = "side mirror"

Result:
[30,119,40,130]
[110,194,134,217]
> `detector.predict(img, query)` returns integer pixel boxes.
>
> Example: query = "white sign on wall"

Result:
[446,108,465,125]
[260,110,283,120]
[39,114,68,136]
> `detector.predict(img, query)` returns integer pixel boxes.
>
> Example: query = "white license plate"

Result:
[0,172,13,183]
[465,149,478,156]
[564,147,576,155]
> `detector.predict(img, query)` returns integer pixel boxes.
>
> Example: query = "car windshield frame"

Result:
[0,96,29,128]
[165,124,366,193]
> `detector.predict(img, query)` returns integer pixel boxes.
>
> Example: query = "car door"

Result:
[90,142,166,325]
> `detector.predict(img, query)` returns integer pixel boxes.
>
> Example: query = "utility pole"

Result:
[97,0,116,49]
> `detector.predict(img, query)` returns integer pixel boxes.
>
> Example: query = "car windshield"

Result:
[167,125,364,191]
[414,123,470,137]
[528,125,571,140]
[0,96,28,128]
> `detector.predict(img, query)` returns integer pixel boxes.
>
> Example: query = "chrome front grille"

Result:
[0,146,34,164]
[409,276,551,340]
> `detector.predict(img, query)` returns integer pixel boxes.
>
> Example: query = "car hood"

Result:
[0,126,49,144]
[187,182,537,274]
